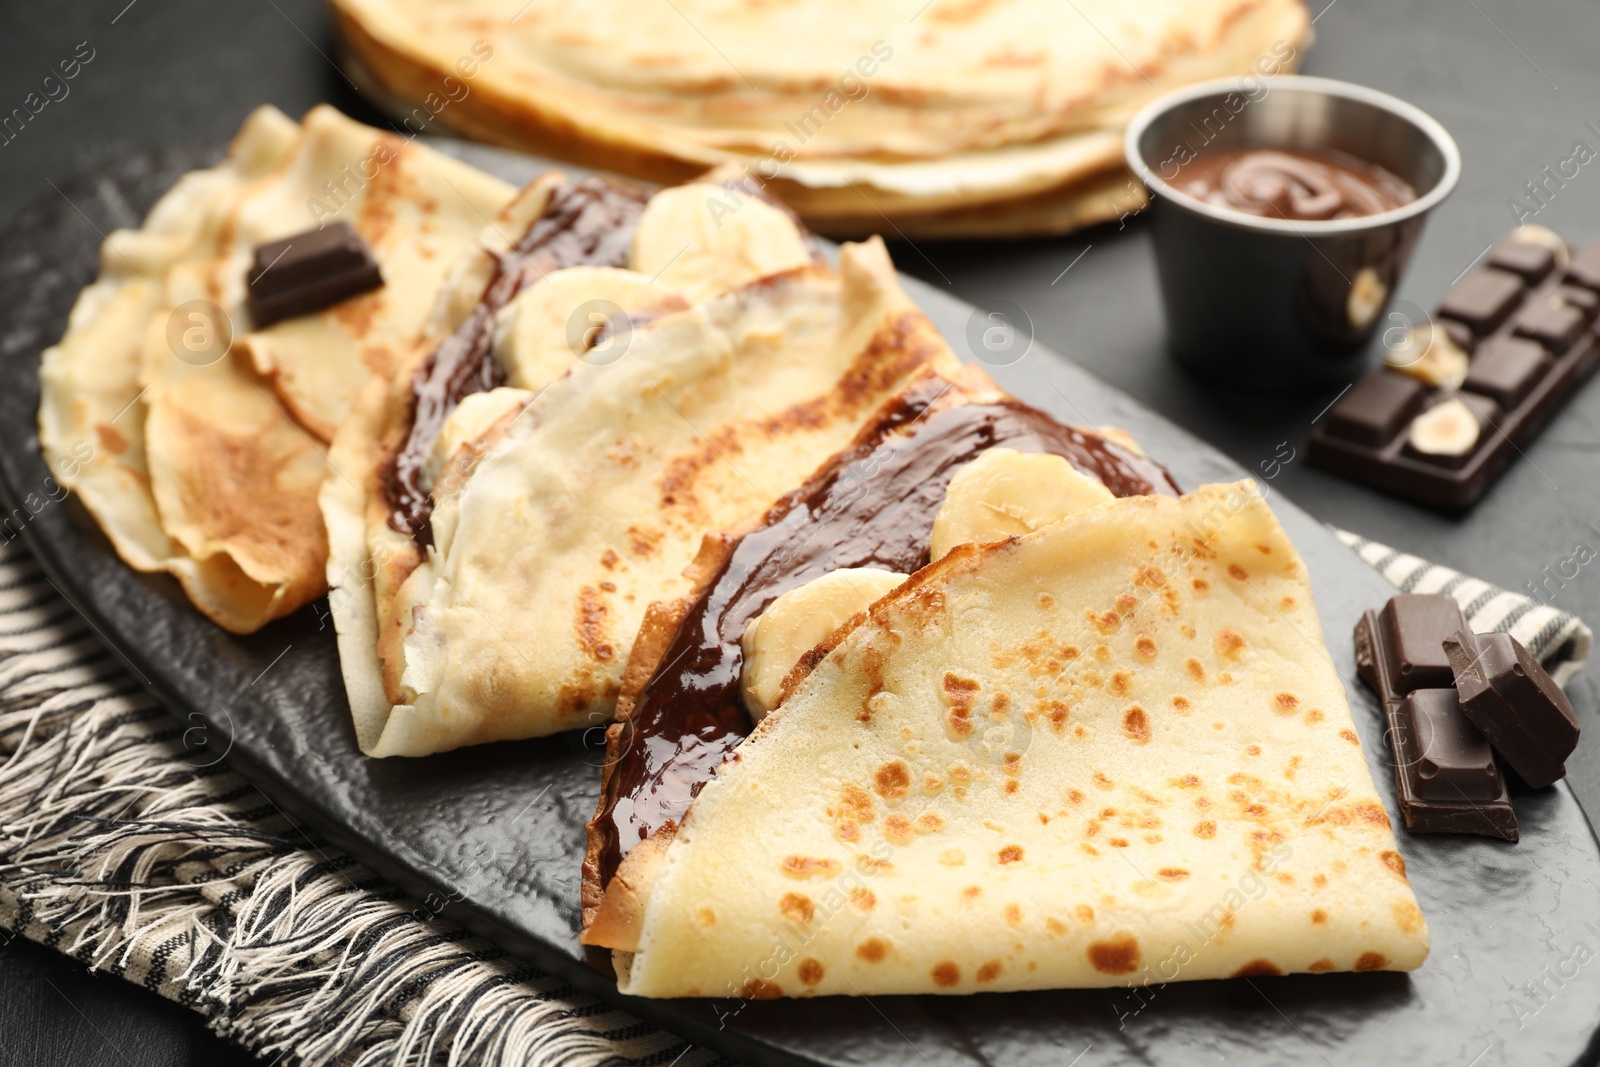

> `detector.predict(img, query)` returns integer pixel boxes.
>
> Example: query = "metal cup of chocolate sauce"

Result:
[1124,75,1460,393]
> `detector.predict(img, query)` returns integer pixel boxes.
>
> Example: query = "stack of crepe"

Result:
[329,0,1311,237]
[40,106,1428,1000]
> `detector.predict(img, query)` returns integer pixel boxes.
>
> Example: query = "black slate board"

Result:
[2,142,1599,1067]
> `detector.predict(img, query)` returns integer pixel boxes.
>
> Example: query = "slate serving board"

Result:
[2,142,1599,1067]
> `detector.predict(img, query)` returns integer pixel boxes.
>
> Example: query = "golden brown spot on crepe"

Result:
[1123,706,1150,743]
[1038,593,1054,610]
[1088,935,1140,975]
[941,672,979,736]
[916,812,944,833]
[1116,593,1138,614]
[626,525,663,557]
[1158,868,1189,880]
[1306,708,1325,725]
[1092,645,1110,663]
[1233,959,1282,977]
[1004,904,1022,926]
[1110,671,1132,696]
[599,548,619,570]
[837,783,875,823]
[1193,577,1210,592]
[1046,701,1070,732]
[1186,658,1206,681]
[1061,645,1081,660]
[1135,635,1158,658]
[1308,958,1336,973]
[779,893,814,925]
[1340,728,1361,746]
[1075,905,1096,924]
[1355,952,1388,972]
[858,857,892,874]
[1356,802,1390,827]
[1228,563,1249,580]
[835,820,860,843]
[962,885,982,900]
[850,888,876,911]
[573,588,612,661]
[798,959,824,986]
[1004,780,1019,795]
[1194,820,1217,839]
[1067,788,1085,806]
[1380,850,1408,879]
[1215,628,1245,658]
[998,845,1024,865]
[1274,692,1299,712]
[1109,837,1129,848]
[1394,900,1424,934]
[1313,873,1328,888]
[781,856,840,878]
[1046,917,1068,936]
[932,962,961,987]
[874,760,911,800]
[1281,596,1296,610]
[975,960,1003,984]
[1245,744,1261,757]
[1093,772,1114,790]
[1090,609,1121,634]
[94,423,127,455]
[1175,775,1200,788]
[741,978,783,1000]
[1311,909,1328,926]
[696,907,716,928]
[883,814,913,845]
[1219,671,1234,685]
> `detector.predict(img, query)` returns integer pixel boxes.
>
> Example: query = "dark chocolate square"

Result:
[1567,238,1600,291]
[1444,629,1579,789]
[248,221,384,328]
[1488,238,1557,284]
[1513,292,1588,352]
[1438,268,1526,335]
[1325,372,1425,446]
[1396,688,1505,802]
[1463,336,1553,408]
[1558,284,1600,317]
[1378,594,1468,693]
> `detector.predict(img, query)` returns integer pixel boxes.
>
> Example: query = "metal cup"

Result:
[1124,75,1461,393]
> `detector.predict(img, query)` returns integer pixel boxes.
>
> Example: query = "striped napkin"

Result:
[0,531,1587,1066]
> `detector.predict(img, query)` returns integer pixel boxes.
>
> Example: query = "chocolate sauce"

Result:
[383,177,652,543]
[1180,147,1415,221]
[589,379,1179,888]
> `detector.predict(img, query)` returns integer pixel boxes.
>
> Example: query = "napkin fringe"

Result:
[0,550,712,1067]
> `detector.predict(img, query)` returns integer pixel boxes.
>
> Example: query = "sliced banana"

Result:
[741,567,907,721]
[929,447,1115,562]
[492,266,685,391]
[1386,323,1468,390]
[1408,396,1480,458]
[630,182,812,306]
[1510,224,1571,270]
[425,386,534,497]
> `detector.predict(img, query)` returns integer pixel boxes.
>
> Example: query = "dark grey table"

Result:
[3,1,1598,1064]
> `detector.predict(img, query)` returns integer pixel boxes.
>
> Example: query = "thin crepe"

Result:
[331,0,1308,233]
[589,483,1428,996]
[330,236,960,756]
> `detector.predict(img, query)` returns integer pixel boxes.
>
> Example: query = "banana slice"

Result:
[630,182,812,305]
[1386,323,1468,390]
[492,266,686,391]
[741,567,907,721]
[1408,396,1481,458]
[930,447,1115,562]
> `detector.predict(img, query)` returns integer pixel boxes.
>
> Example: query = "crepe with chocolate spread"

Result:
[583,475,1429,996]
[38,105,513,633]
[322,172,954,755]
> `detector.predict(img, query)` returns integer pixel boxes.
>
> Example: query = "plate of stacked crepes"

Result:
[6,103,1600,1067]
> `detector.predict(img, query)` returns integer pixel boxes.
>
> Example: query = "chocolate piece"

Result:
[1354,597,1517,841]
[1443,629,1579,789]
[1438,268,1526,335]
[1324,372,1425,446]
[247,222,383,328]
[1513,292,1587,352]
[1463,337,1552,408]
[588,381,1180,892]
[382,178,653,544]
[1566,238,1600,291]
[1309,226,1600,509]
[1488,238,1557,284]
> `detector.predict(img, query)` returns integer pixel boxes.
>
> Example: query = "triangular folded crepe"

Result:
[326,226,960,755]
[39,105,514,632]
[586,483,1428,996]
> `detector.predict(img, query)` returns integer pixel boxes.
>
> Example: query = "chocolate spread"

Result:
[590,378,1179,889]
[1179,147,1415,221]
[383,177,652,544]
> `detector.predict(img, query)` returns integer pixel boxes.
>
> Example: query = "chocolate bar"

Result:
[1443,629,1579,789]
[1309,228,1600,509]
[247,221,384,328]
[1354,594,1517,841]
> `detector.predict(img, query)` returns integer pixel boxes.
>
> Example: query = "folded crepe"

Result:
[38,104,514,632]
[323,170,958,754]
[330,0,1309,235]
[584,480,1428,996]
